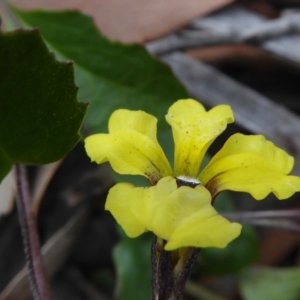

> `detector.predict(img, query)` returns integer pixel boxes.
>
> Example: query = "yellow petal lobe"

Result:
[165,209,242,250]
[105,177,241,250]
[85,109,172,184]
[105,182,147,237]
[166,99,234,177]
[201,134,300,199]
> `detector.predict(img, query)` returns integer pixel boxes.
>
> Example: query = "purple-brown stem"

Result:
[14,164,52,300]
[151,236,199,300]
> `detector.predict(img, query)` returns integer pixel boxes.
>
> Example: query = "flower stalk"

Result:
[14,164,52,300]
[151,236,199,300]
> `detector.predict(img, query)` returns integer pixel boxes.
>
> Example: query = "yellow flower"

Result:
[85,99,300,250]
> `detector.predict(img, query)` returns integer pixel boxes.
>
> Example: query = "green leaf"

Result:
[199,225,259,275]
[0,30,87,179]
[239,267,300,300]
[12,9,189,133]
[113,228,152,300]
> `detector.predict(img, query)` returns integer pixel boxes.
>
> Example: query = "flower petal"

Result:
[165,208,242,250]
[108,109,157,139]
[147,178,213,241]
[201,134,300,200]
[166,99,234,177]
[105,176,241,250]
[105,182,147,237]
[85,109,172,184]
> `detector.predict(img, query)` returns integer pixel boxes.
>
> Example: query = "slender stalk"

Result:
[152,237,175,300]
[240,218,300,233]
[14,164,52,300]
[151,236,199,300]
[151,236,165,300]
[223,210,300,233]
[223,210,300,221]
[171,247,199,299]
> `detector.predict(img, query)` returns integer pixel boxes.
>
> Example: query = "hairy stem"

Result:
[14,164,52,300]
[151,236,199,300]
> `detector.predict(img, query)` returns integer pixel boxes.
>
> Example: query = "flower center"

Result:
[175,175,201,188]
